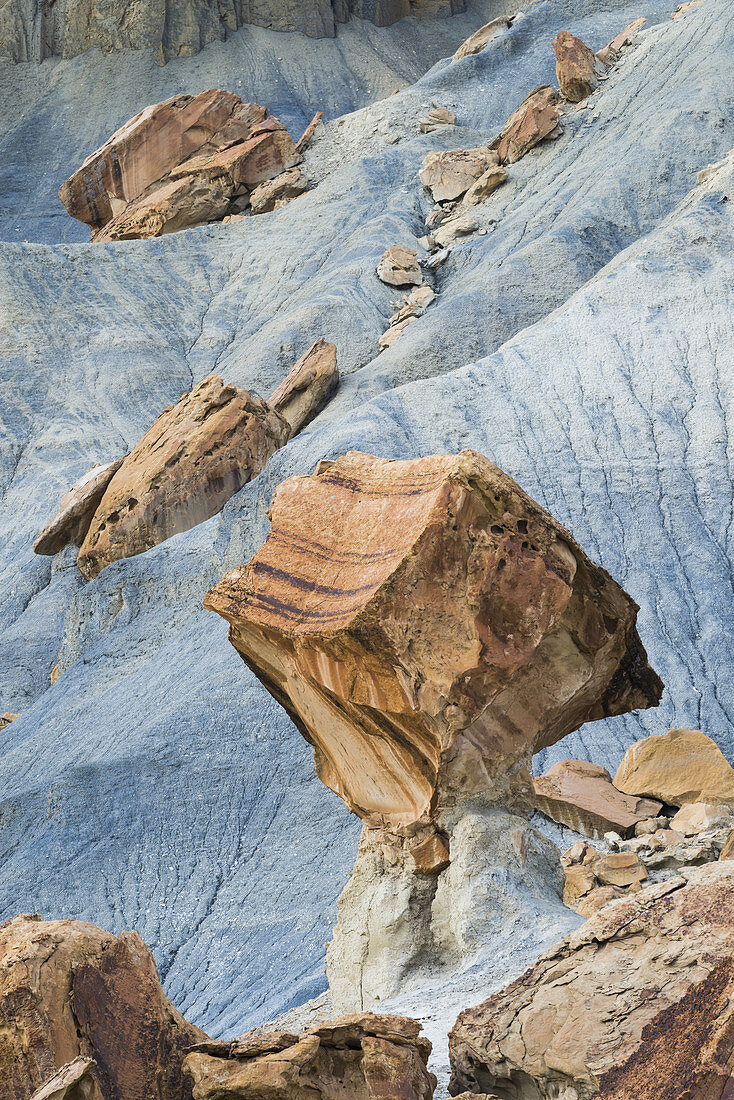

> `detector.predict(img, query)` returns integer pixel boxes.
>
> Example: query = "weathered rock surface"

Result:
[419,105,457,133]
[670,800,732,836]
[449,862,734,1099]
[33,460,124,557]
[205,449,662,835]
[183,1012,435,1099]
[59,91,298,240]
[250,167,308,214]
[490,86,564,165]
[377,245,423,286]
[554,30,600,103]
[596,17,646,66]
[77,377,290,579]
[460,165,507,207]
[614,728,734,807]
[452,16,511,62]
[419,148,499,203]
[0,914,204,1100]
[267,338,339,435]
[0,713,20,730]
[0,0,467,62]
[533,759,662,838]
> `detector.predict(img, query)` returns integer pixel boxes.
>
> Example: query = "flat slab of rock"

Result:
[183,1012,435,1099]
[33,459,124,556]
[205,450,662,834]
[452,16,511,62]
[449,863,734,1098]
[533,759,662,838]
[377,245,423,286]
[77,376,290,579]
[250,166,308,214]
[267,338,339,435]
[419,148,499,202]
[29,1058,101,1100]
[490,85,563,165]
[614,727,734,807]
[554,30,600,103]
[596,17,646,66]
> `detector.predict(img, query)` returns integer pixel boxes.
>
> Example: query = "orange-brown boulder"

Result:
[419,148,500,203]
[490,86,563,165]
[183,1013,435,1099]
[268,338,339,435]
[205,450,662,835]
[0,914,204,1100]
[532,759,662,838]
[77,376,290,580]
[451,16,511,62]
[449,862,734,1099]
[614,728,734,807]
[250,167,308,214]
[34,459,124,556]
[553,30,600,103]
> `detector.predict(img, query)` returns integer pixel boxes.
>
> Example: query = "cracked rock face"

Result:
[449,862,734,1099]
[78,376,289,579]
[205,449,662,836]
[0,914,204,1100]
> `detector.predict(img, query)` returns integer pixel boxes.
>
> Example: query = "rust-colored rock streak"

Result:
[0,914,204,1100]
[77,376,289,580]
[449,862,734,1099]
[268,338,339,435]
[204,451,662,833]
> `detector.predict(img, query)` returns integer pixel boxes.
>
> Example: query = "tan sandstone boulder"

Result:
[268,338,339,435]
[34,459,124,556]
[419,148,500,202]
[490,86,563,165]
[250,167,308,213]
[553,30,600,103]
[183,1013,435,1099]
[449,862,734,1098]
[77,377,290,579]
[0,914,204,1100]
[596,17,646,66]
[205,450,662,835]
[614,728,734,807]
[376,245,424,286]
[533,759,662,838]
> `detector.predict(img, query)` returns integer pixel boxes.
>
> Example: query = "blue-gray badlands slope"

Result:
[0,0,732,1056]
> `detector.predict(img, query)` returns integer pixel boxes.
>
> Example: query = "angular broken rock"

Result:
[294,111,324,156]
[614,727,734,807]
[449,863,734,1098]
[419,105,457,133]
[77,376,290,580]
[419,147,499,202]
[376,245,423,287]
[596,17,646,66]
[452,16,511,62]
[250,167,308,214]
[553,30,600,103]
[205,450,662,835]
[490,86,563,165]
[591,849,647,888]
[669,801,733,836]
[672,0,707,17]
[460,165,507,207]
[378,316,417,350]
[267,338,339,435]
[92,174,231,241]
[0,914,204,1100]
[34,458,124,556]
[532,759,662,838]
[433,215,479,248]
[29,1059,101,1100]
[183,1013,435,1100]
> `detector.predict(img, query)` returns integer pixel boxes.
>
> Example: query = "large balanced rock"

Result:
[33,459,124,556]
[0,914,204,1100]
[449,862,734,1098]
[553,30,601,103]
[533,759,662,839]
[614,728,734,807]
[183,1013,435,1099]
[206,450,662,834]
[77,377,289,580]
[490,86,563,165]
[59,91,298,240]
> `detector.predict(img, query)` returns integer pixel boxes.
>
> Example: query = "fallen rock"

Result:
[614,727,734,807]
[490,86,563,165]
[562,863,597,908]
[376,245,423,286]
[449,863,734,1098]
[92,174,231,241]
[575,884,625,917]
[720,831,734,860]
[411,832,451,875]
[418,104,457,132]
[29,1059,101,1100]
[33,459,124,556]
[250,166,308,213]
[183,1013,435,1099]
[553,30,600,103]
[267,338,339,435]
[461,165,507,207]
[205,450,662,835]
[591,849,648,888]
[672,0,707,16]
[669,801,733,836]
[77,377,290,580]
[452,16,511,62]
[419,147,499,202]
[433,214,480,247]
[0,712,19,730]
[532,759,662,838]
[0,914,204,1100]
[294,111,324,156]
[596,17,646,66]
[378,316,417,349]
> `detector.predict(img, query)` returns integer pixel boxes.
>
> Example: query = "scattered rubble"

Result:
[376,245,424,286]
[378,286,436,349]
[419,147,499,202]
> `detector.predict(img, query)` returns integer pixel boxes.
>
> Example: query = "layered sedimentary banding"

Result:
[205,450,663,833]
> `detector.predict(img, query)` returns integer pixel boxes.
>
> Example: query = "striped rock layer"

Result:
[204,450,662,834]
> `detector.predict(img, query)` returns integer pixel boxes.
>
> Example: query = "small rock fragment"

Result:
[378,316,417,349]
[461,165,507,207]
[433,215,479,247]
[411,833,450,874]
[596,17,646,66]
[419,105,457,133]
[719,831,734,860]
[294,110,324,155]
[406,285,435,310]
[591,850,648,888]
[563,864,597,908]
[30,1058,101,1100]
[33,458,124,556]
[419,147,499,202]
[672,0,706,17]
[553,30,600,103]
[418,234,436,251]
[0,713,20,730]
[669,801,733,837]
[452,16,511,62]
[377,245,423,287]
[267,338,339,435]
[575,884,625,917]
[426,248,450,270]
